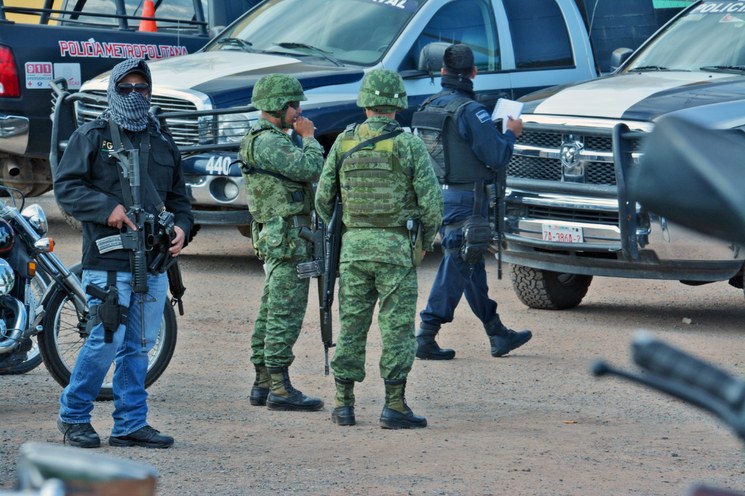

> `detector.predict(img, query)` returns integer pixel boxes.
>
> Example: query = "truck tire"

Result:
[510,265,592,310]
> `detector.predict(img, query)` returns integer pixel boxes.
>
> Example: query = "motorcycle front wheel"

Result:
[38,288,177,401]
[0,272,51,375]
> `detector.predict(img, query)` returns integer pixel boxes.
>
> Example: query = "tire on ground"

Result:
[510,264,592,310]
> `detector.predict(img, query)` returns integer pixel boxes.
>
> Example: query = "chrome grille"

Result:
[509,156,562,181]
[521,204,619,224]
[508,127,644,186]
[76,90,201,148]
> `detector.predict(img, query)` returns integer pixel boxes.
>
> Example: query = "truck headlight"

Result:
[217,113,253,144]
[0,259,15,295]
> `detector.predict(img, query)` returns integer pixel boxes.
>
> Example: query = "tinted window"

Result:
[504,0,573,69]
[401,0,500,73]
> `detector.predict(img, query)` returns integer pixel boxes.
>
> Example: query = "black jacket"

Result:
[54,118,193,271]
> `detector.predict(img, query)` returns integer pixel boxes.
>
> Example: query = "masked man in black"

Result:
[54,58,193,449]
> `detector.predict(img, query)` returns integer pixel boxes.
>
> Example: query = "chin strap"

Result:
[267,109,292,130]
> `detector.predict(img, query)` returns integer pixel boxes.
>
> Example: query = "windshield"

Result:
[625,2,745,72]
[204,0,423,66]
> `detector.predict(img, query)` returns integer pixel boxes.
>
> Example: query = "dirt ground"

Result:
[1,193,745,495]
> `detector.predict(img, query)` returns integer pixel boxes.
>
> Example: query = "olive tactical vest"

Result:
[241,126,310,223]
[338,124,416,228]
[412,91,494,184]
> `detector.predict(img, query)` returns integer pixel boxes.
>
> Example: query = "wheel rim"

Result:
[51,294,167,390]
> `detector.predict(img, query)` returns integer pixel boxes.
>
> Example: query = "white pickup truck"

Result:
[503,0,745,309]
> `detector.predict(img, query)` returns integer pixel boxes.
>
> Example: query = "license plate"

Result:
[541,224,583,243]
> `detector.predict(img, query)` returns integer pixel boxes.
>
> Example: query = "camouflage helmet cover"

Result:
[357,68,407,111]
[251,74,307,112]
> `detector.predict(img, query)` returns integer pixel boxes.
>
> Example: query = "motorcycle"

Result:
[0,186,178,400]
[0,187,50,375]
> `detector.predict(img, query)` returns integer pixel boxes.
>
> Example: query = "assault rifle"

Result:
[99,135,151,348]
[298,207,340,376]
[490,168,506,280]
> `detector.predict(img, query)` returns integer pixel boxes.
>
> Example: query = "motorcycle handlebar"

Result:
[593,332,745,442]
[631,333,745,411]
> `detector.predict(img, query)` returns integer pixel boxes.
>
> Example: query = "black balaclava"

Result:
[106,58,152,132]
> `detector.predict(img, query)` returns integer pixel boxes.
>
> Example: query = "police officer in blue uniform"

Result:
[414,43,532,360]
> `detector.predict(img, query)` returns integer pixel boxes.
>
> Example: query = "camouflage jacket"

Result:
[315,116,443,267]
[240,117,324,260]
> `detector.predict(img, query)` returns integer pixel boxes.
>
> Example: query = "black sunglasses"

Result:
[286,101,300,110]
[116,82,151,94]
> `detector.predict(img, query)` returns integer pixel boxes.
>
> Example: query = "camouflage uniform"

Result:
[241,74,324,411]
[242,117,322,366]
[315,69,443,428]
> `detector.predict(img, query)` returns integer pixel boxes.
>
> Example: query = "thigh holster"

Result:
[85,272,128,344]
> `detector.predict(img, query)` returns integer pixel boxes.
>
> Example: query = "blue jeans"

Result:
[59,269,168,437]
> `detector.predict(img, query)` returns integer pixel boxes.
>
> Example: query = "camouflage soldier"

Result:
[315,69,443,429]
[241,74,325,411]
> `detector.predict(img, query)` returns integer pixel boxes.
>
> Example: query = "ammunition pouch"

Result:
[460,215,492,265]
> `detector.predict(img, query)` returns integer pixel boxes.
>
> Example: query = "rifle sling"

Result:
[336,125,403,172]
[109,120,164,212]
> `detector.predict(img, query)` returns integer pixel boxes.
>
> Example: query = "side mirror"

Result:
[209,25,226,38]
[609,48,633,72]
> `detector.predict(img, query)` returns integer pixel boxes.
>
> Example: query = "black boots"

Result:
[485,315,532,357]
[57,419,100,448]
[250,364,271,406]
[415,326,455,360]
[379,379,427,429]
[331,377,356,426]
[266,366,324,411]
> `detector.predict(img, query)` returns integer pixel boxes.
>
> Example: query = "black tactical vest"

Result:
[412,91,494,185]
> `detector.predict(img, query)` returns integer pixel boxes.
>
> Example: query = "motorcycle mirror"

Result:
[629,115,745,245]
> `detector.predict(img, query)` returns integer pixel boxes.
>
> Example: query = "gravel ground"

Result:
[1,193,744,495]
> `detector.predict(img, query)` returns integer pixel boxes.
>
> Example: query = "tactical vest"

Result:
[240,126,310,223]
[338,124,416,228]
[411,91,494,184]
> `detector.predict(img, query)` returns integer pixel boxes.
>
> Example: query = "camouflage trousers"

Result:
[250,257,309,368]
[331,260,417,383]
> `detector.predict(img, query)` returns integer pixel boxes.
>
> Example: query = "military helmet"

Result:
[251,74,307,112]
[357,69,407,111]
